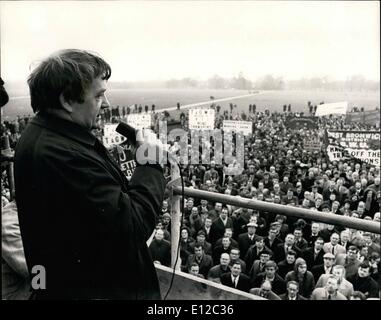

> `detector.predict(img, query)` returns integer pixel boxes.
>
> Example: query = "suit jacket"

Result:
[323,243,346,256]
[238,233,258,258]
[264,236,283,254]
[310,288,347,300]
[14,113,166,299]
[220,272,251,292]
[273,243,301,263]
[207,265,231,282]
[148,239,171,267]
[209,217,234,245]
[279,293,307,300]
[302,247,325,269]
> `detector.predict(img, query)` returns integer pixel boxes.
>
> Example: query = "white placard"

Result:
[124,114,152,129]
[223,120,253,136]
[102,124,127,148]
[188,109,215,130]
[315,101,348,117]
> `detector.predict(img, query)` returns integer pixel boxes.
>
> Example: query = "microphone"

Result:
[115,122,137,145]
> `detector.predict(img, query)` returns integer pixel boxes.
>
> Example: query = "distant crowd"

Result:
[1,103,380,300]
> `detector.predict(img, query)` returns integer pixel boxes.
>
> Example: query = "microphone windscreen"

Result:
[116,122,137,145]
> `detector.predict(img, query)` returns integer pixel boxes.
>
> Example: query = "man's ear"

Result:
[59,93,73,113]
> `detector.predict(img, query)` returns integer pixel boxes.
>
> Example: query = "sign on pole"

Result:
[188,109,215,130]
[124,114,152,129]
[222,120,253,136]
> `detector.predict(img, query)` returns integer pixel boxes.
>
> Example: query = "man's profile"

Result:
[14,49,166,299]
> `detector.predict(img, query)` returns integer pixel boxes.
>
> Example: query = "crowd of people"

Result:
[1,102,380,300]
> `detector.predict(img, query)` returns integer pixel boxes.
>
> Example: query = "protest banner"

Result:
[285,116,318,130]
[222,120,253,136]
[326,130,380,165]
[188,108,215,130]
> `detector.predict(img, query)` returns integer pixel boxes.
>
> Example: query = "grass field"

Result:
[2,86,380,121]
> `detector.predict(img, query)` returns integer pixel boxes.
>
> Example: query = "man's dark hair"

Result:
[287,250,297,257]
[28,49,111,113]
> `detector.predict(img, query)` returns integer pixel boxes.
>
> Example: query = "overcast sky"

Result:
[1,1,379,82]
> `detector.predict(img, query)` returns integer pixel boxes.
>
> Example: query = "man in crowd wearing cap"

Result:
[251,260,286,295]
[207,253,231,283]
[238,221,259,258]
[311,252,335,282]
[310,276,347,300]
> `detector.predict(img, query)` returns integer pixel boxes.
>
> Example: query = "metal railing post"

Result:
[170,163,182,270]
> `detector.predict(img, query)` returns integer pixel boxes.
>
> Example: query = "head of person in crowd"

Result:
[359,246,369,260]
[258,280,273,299]
[325,276,340,296]
[332,265,346,284]
[323,253,336,268]
[373,212,381,223]
[222,236,232,250]
[264,261,278,279]
[231,261,243,277]
[285,234,295,247]
[229,248,241,262]
[224,227,234,239]
[275,214,287,225]
[311,222,321,235]
[259,250,272,265]
[220,253,231,267]
[340,230,350,244]
[247,221,257,235]
[189,263,200,276]
[286,250,297,265]
[255,236,265,250]
[220,206,229,220]
[346,245,359,261]
[154,228,165,241]
[186,198,194,210]
[293,227,304,241]
[204,217,213,229]
[330,233,340,246]
[357,262,372,278]
[214,202,223,213]
[196,230,207,244]
[28,49,112,129]
[194,243,205,259]
[294,257,308,276]
[286,281,300,299]
[181,227,190,241]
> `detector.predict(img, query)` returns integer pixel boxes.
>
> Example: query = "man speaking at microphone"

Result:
[14,49,166,299]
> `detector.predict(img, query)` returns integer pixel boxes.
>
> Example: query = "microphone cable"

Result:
[163,158,185,300]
